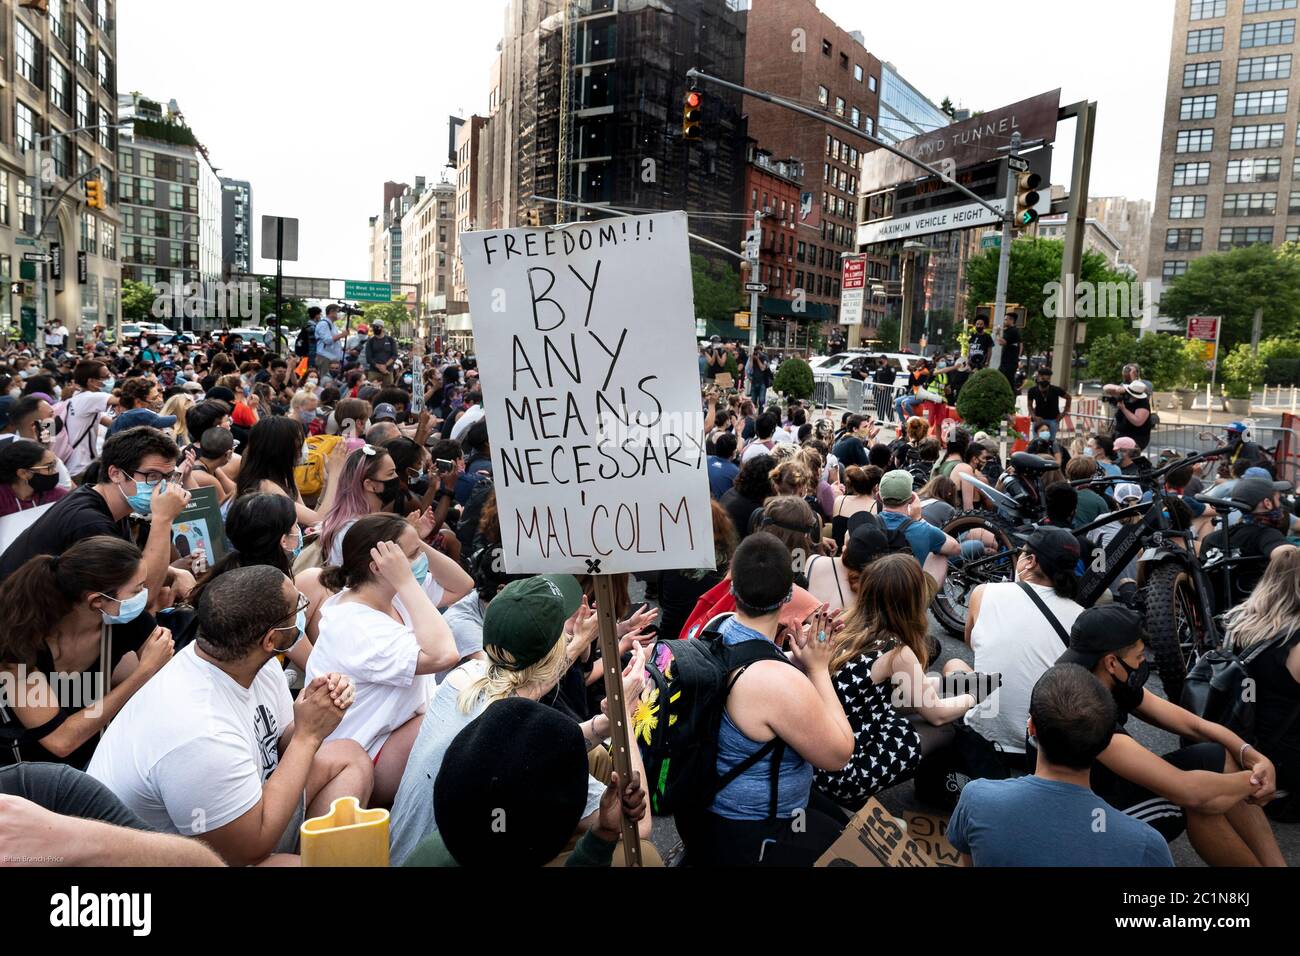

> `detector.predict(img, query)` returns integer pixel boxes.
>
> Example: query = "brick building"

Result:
[743,0,883,339]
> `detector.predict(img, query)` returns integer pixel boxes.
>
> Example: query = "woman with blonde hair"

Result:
[769,459,810,498]
[387,572,652,864]
[160,393,194,444]
[1226,546,1300,821]
[814,554,976,810]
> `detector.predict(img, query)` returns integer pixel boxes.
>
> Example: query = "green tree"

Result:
[1083,332,1134,386]
[939,97,956,119]
[1223,343,1266,398]
[361,301,412,332]
[964,238,1134,354]
[258,277,307,330]
[121,279,156,322]
[875,314,900,353]
[1160,244,1300,353]
[691,254,742,331]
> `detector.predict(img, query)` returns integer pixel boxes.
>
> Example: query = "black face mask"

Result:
[1111,656,1150,713]
[408,475,431,498]
[29,471,59,494]
[375,477,403,505]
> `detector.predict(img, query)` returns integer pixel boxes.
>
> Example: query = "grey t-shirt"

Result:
[435,592,487,684]
[387,660,604,866]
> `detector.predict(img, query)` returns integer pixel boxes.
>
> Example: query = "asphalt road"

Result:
[630,577,1299,867]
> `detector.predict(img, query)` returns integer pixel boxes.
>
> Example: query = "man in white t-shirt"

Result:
[957,527,1085,765]
[88,566,372,867]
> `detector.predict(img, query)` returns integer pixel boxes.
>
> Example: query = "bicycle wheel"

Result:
[1142,562,1210,704]
[931,512,1018,637]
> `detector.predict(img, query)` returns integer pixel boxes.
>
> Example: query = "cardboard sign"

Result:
[816,798,957,868]
[714,372,734,390]
[900,809,961,867]
[460,212,714,575]
[171,486,228,563]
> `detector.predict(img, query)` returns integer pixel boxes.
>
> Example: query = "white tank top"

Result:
[964,581,1085,754]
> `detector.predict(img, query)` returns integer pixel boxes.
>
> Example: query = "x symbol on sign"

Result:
[585,559,602,574]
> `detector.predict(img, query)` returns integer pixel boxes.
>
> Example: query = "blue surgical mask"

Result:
[120,478,159,515]
[410,552,429,586]
[1082,446,1095,458]
[99,587,149,625]
[286,529,303,560]
[102,378,116,393]
[270,609,306,654]
[1038,431,1051,441]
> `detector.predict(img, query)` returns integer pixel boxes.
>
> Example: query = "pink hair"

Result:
[320,447,391,561]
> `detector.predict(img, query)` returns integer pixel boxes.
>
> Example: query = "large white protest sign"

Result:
[461,211,713,576]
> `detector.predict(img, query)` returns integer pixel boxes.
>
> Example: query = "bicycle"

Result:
[931,451,1059,637]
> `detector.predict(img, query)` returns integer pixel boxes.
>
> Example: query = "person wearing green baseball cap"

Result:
[875,469,961,586]
[388,572,653,864]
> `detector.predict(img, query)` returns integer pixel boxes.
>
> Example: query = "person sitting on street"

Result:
[674,532,854,867]
[1053,605,1286,866]
[815,554,976,811]
[402,698,649,867]
[874,469,961,588]
[1225,545,1300,823]
[87,565,371,866]
[948,664,1173,867]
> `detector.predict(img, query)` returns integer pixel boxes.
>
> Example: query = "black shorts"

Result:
[1091,742,1226,842]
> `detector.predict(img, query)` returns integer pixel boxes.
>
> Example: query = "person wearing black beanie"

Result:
[404,697,645,867]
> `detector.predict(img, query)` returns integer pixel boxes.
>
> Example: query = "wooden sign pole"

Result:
[592,574,642,867]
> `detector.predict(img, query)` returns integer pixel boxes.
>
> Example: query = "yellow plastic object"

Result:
[300,797,390,867]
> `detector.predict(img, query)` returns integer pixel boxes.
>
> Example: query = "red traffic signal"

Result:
[682,90,703,141]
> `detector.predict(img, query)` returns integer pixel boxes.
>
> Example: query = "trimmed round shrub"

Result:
[956,367,1016,433]
[772,357,814,401]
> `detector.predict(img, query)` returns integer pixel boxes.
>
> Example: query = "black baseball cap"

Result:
[1057,605,1146,669]
[1011,526,1081,577]
[843,521,889,572]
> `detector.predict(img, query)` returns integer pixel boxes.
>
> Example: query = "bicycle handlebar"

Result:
[1068,443,1240,490]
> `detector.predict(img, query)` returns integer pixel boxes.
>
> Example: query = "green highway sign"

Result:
[343,280,395,302]
[15,237,36,247]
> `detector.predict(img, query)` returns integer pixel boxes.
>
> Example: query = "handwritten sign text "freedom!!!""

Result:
[461,211,714,575]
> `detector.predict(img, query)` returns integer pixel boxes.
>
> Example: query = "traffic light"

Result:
[682,89,703,141]
[1013,170,1042,231]
[85,179,105,210]
[9,282,24,295]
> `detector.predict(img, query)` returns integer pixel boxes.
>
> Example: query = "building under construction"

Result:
[480,0,748,257]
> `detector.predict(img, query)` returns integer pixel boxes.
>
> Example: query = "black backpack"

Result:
[1180,633,1300,748]
[294,324,315,358]
[852,512,916,557]
[637,616,793,818]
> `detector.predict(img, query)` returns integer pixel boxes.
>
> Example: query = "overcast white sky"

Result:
[119,0,1173,279]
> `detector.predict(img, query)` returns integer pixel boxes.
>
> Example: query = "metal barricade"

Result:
[870,382,908,422]
[844,378,864,414]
